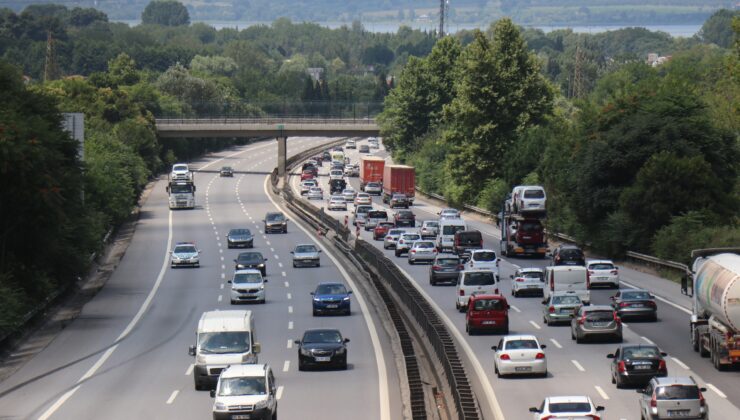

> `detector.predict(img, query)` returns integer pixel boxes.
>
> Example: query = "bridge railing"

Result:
[155,117,377,125]
[153,100,384,120]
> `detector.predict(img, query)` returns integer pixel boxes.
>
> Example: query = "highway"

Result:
[292,137,740,420]
[0,138,401,420]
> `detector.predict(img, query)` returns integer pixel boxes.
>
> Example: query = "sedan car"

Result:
[170,242,200,268]
[429,256,464,285]
[373,222,395,240]
[420,220,439,239]
[296,329,349,370]
[383,228,405,249]
[607,345,667,388]
[307,187,324,200]
[395,232,421,257]
[389,193,410,209]
[587,259,620,288]
[291,244,321,268]
[311,282,352,315]
[364,182,382,195]
[611,289,658,321]
[354,193,372,206]
[511,268,545,297]
[228,269,266,304]
[358,144,370,153]
[300,179,317,195]
[571,305,622,343]
[438,208,461,219]
[219,166,233,177]
[394,210,416,227]
[263,212,288,233]
[529,396,604,420]
[226,228,254,249]
[542,292,582,325]
[234,252,267,276]
[341,188,357,202]
[327,196,348,211]
[492,334,546,377]
[408,240,438,264]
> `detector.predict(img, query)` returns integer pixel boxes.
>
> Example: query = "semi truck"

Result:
[689,249,740,371]
[359,156,384,190]
[382,164,415,204]
[499,208,547,258]
[166,178,196,209]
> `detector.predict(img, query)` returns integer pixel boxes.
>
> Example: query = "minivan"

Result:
[456,270,498,312]
[465,294,509,335]
[211,364,277,420]
[543,265,590,305]
[364,210,388,231]
[189,310,260,390]
[453,230,483,255]
[638,376,708,420]
[438,219,467,253]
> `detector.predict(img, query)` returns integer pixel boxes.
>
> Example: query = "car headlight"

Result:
[196,354,206,364]
[300,348,311,356]
[254,399,268,410]
[343,296,350,301]
[258,263,264,268]
[313,298,320,302]
[259,285,264,290]
[335,347,346,354]
[214,402,227,411]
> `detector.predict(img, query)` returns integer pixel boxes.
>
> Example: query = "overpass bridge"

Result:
[155,117,380,177]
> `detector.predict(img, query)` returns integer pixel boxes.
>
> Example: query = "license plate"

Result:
[668,410,690,417]
[233,415,250,420]
[591,322,608,327]
[326,304,338,309]
[482,321,496,325]
[634,365,652,370]
[632,303,645,307]
[596,277,609,280]
[515,366,532,372]
[527,285,539,288]
[315,356,331,362]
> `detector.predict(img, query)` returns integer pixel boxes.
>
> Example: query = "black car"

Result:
[611,289,658,321]
[607,345,667,388]
[552,244,586,266]
[226,228,254,248]
[219,166,234,177]
[329,179,347,195]
[295,329,349,370]
[234,252,267,276]
[389,193,410,209]
[429,256,464,285]
[322,151,332,162]
[394,210,416,227]
[263,212,288,233]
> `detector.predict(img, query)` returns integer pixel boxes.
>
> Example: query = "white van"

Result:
[511,185,547,215]
[189,310,260,390]
[455,270,498,311]
[543,266,590,305]
[211,364,277,420]
[438,219,467,252]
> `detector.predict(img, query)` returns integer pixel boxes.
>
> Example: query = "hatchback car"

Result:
[263,212,288,233]
[295,329,349,370]
[345,140,356,149]
[637,377,708,420]
[408,240,438,264]
[170,242,200,268]
[327,196,347,211]
[300,170,315,181]
[511,268,545,297]
[228,269,267,304]
[373,222,395,240]
[552,244,586,266]
[170,163,193,181]
[395,232,422,257]
[359,144,370,153]
[466,249,499,272]
[329,169,344,181]
[456,270,498,312]
[311,282,352,315]
[466,294,509,335]
[420,220,440,239]
[438,208,461,219]
[341,188,357,201]
[383,228,405,249]
[542,292,582,325]
[394,210,416,228]
[429,256,464,285]
[226,228,254,249]
[587,259,620,288]
[353,205,373,227]
[607,345,667,388]
[300,179,317,195]
[307,187,323,200]
[611,289,658,321]
[389,193,410,209]
[364,182,382,195]
[219,166,233,177]
[291,244,321,268]
[364,210,389,231]
[354,192,372,206]
[571,305,622,343]
[493,334,546,376]
[529,396,604,420]
[234,252,267,276]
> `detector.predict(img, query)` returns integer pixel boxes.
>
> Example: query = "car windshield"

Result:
[424,221,439,227]
[656,385,700,400]
[548,402,591,413]
[622,291,651,300]
[402,234,421,241]
[221,166,232,171]
[218,377,266,396]
[316,284,348,295]
[521,272,544,280]
[303,330,343,344]
[198,332,250,354]
[233,272,262,284]
[437,258,460,266]
[237,253,262,263]
[230,229,250,236]
[504,339,538,350]
[523,189,545,198]
[266,213,284,222]
[473,252,496,261]
[622,347,660,359]
[590,263,615,270]
[552,295,581,305]
[379,222,394,228]
[367,183,380,188]
[519,222,542,232]
[585,311,614,321]
[442,225,465,235]
[173,165,188,171]
[464,272,495,286]
[414,242,435,249]
[474,299,505,311]
[560,249,583,258]
[174,245,196,253]
[295,245,317,253]
[170,184,194,193]
[388,229,404,236]
[397,211,413,217]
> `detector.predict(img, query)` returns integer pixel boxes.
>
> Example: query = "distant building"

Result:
[306,67,324,82]
[647,53,672,67]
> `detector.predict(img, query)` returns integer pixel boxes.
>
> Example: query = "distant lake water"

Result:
[115,20,701,38]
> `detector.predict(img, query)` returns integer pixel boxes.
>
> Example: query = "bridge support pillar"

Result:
[277,136,287,180]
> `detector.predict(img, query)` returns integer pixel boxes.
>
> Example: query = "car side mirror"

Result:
[596,406,605,411]
[210,390,216,398]
[660,352,668,357]
[343,338,350,343]
[318,250,322,253]
[310,292,315,295]
[636,389,646,394]
[509,275,514,279]
[227,280,232,284]
[606,354,615,358]
[290,251,294,254]
[491,346,497,351]
[165,186,170,193]
[348,291,353,294]
[294,339,301,345]
[188,345,196,356]
[528,407,539,413]
[263,279,268,283]
[700,387,707,392]
[540,344,546,349]
[233,259,237,262]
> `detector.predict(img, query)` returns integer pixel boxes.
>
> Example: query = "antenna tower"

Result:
[44,31,60,82]
[571,42,585,99]
[438,0,447,37]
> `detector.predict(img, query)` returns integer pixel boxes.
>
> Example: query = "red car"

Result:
[465,294,509,335]
[300,170,315,181]
[373,222,396,240]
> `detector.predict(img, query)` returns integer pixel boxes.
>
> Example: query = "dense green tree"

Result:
[190,55,238,77]
[141,1,190,27]
[698,9,738,48]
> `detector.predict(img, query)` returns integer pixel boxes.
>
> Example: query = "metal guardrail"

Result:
[625,251,689,272]
[156,117,378,125]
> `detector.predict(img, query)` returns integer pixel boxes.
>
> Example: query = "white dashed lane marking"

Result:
[549,338,562,349]
[594,386,609,400]
[166,390,179,404]
[528,320,541,330]
[288,321,294,330]
[185,364,194,376]
[282,360,290,372]
[571,360,585,372]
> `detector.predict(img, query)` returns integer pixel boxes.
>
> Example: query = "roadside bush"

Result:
[652,211,740,265]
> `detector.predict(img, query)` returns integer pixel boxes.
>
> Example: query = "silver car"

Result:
[638,376,708,420]
[420,220,439,239]
[291,244,321,268]
[307,187,323,200]
[300,179,317,195]
[353,205,373,226]
[354,193,372,206]
[341,188,357,201]
[438,208,461,219]
[384,229,405,249]
[364,182,382,195]
[571,305,623,343]
[542,292,581,325]
[408,240,438,264]
[327,196,347,211]
[364,210,389,231]
[511,268,545,297]
[395,232,421,257]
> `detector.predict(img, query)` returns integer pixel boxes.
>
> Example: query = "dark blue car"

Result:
[311,282,352,316]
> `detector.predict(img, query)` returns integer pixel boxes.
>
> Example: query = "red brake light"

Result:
[610,270,618,275]
[650,393,657,408]
[586,416,601,420]
[618,360,626,373]
[411,250,416,253]
[499,354,510,360]
[548,306,555,313]
[619,302,630,307]
[699,390,706,407]
[614,312,621,325]
[516,278,525,282]
[535,352,545,359]
[432,248,437,253]
[658,360,667,372]
[459,290,465,296]
[578,314,586,325]
[432,265,441,270]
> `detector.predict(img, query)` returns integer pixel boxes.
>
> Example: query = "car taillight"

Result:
[586,416,601,420]
[588,270,595,275]
[457,265,464,270]
[459,290,465,296]
[578,315,586,325]
[500,354,510,360]
[535,352,545,359]
[548,306,555,313]
[411,250,416,253]
[658,360,667,372]
[619,302,630,307]
[432,248,437,253]
[614,312,621,325]
[648,301,657,307]
[610,270,618,275]
[650,393,657,408]
[699,390,706,407]
[516,278,525,282]
[432,265,441,270]
[618,360,626,373]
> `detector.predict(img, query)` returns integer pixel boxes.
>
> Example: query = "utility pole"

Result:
[44,30,59,82]
[571,42,585,99]
[438,0,446,37]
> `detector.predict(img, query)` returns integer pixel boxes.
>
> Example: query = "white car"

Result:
[383,228,405,249]
[492,335,547,378]
[170,242,200,268]
[512,185,547,215]
[456,270,497,311]
[229,269,266,304]
[354,193,372,206]
[212,364,277,420]
[369,141,379,149]
[327,196,347,211]
[345,140,356,149]
[466,249,499,275]
[394,232,421,257]
[529,396,604,420]
[307,187,323,200]
[587,259,620,288]
[329,169,344,180]
[364,182,382,195]
[300,179,317,195]
[171,163,193,181]
[408,240,438,264]
[341,188,357,202]
[511,268,545,297]
[438,208,461,219]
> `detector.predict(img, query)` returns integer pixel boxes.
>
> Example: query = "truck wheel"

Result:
[699,333,710,358]
[692,327,700,352]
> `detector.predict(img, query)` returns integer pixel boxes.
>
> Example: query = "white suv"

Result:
[171,163,193,181]
[587,259,620,289]
[229,269,267,304]
[211,364,277,420]
[529,396,604,420]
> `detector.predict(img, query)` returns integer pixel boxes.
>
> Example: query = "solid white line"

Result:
[529,320,541,330]
[641,336,655,345]
[276,386,284,400]
[185,364,194,376]
[282,360,290,372]
[549,338,563,349]
[571,360,586,372]
[264,175,391,420]
[509,304,521,313]
[594,385,609,400]
[671,357,690,370]
[288,321,293,330]
[287,339,293,349]
[38,210,175,420]
[621,280,691,314]
[706,383,727,398]
[166,390,179,405]
[288,306,293,314]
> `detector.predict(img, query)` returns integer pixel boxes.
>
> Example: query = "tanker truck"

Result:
[689,249,740,371]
